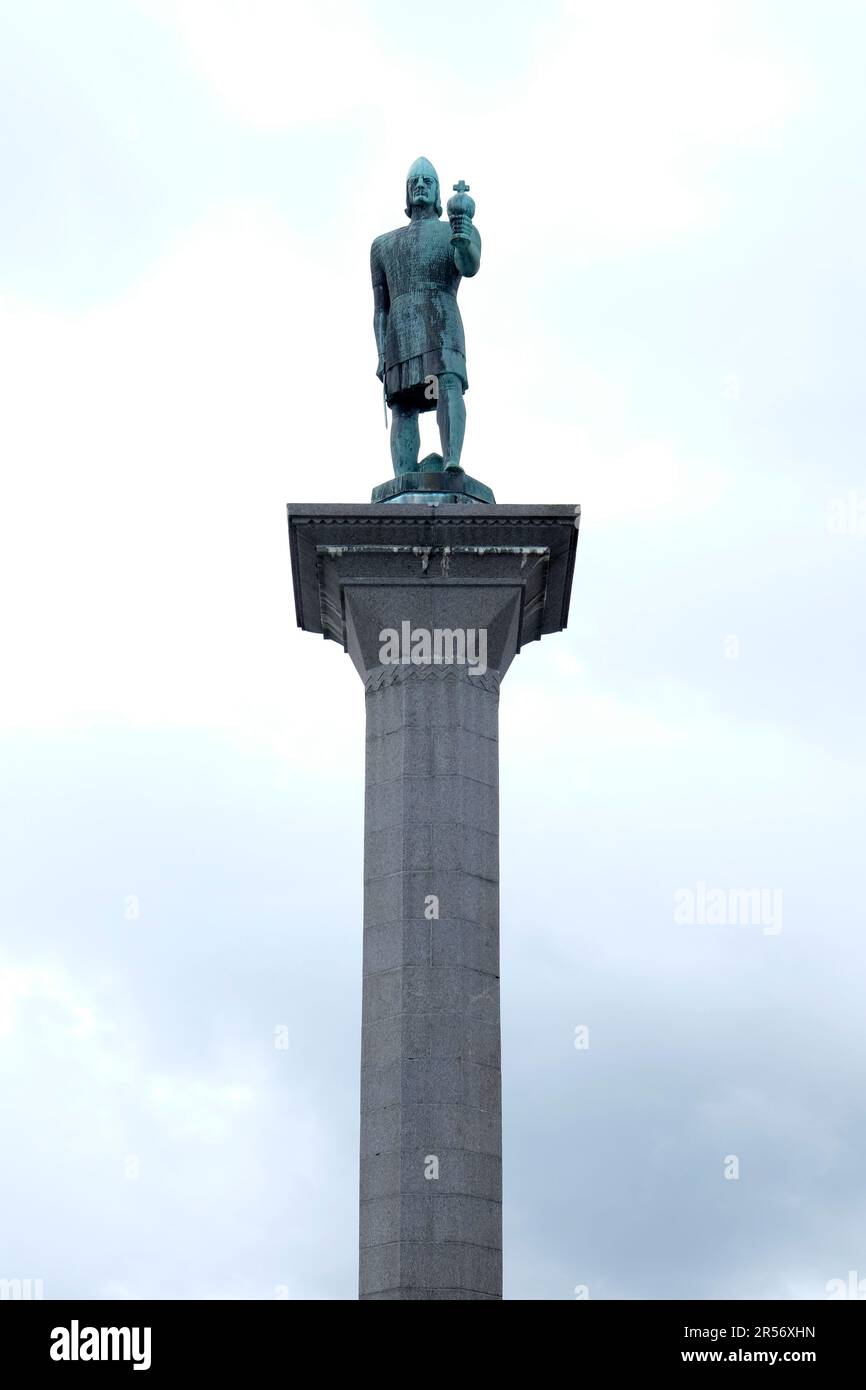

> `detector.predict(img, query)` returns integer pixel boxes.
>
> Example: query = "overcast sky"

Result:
[1,0,864,1300]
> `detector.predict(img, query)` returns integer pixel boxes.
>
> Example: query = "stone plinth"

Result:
[371,467,495,505]
[287,503,579,1299]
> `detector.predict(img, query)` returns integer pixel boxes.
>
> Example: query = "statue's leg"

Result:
[390,399,420,476]
[437,372,466,472]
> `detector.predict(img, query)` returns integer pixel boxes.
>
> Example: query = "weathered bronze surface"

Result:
[371,157,483,489]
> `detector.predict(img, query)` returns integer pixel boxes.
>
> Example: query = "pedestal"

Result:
[287,503,579,1299]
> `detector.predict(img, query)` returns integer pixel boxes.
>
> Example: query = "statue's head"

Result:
[405,156,442,218]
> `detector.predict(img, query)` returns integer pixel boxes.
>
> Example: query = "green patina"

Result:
[370,157,494,506]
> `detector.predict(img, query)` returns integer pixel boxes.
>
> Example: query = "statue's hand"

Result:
[449,213,472,243]
[376,354,385,382]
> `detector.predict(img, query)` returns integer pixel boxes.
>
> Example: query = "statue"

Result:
[371,157,481,479]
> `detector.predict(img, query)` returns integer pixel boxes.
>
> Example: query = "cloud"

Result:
[0,951,351,1297]
[139,0,394,129]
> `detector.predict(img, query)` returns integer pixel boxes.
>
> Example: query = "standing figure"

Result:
[371,157,481,476]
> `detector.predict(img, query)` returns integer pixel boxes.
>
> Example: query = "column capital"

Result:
[287,503,580,682]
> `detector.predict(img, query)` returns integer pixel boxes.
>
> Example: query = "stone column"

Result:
[360,658,504,1299]
[287,503,579,1300]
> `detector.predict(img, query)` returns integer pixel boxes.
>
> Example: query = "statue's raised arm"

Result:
[447,179,481,279]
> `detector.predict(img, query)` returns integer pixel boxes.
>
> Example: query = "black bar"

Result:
[2,1297,863,1375]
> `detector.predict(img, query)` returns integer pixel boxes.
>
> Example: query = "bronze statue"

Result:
[371,157,481,477]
